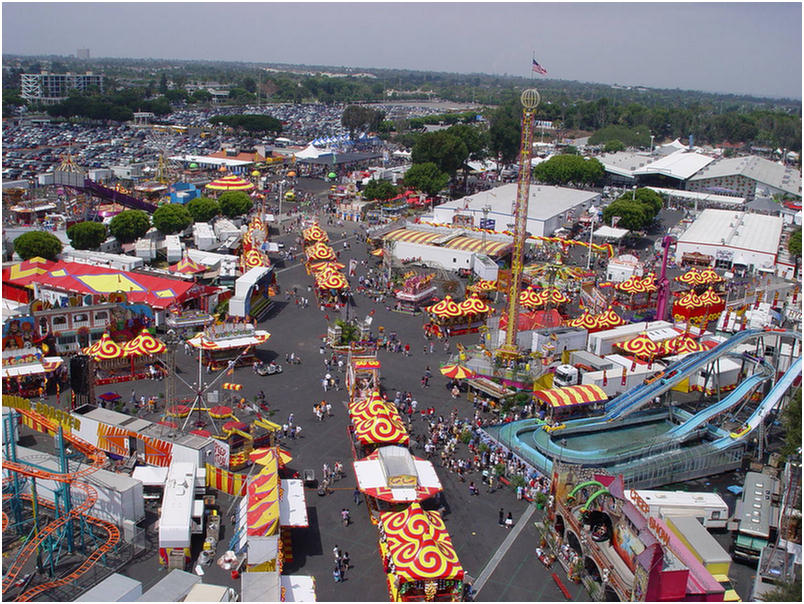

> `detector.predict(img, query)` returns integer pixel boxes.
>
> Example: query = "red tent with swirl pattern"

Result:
[542,287,571,305]
[468,279,497,292]
[302,224,329,243]
[615,333,662,359]
[354,445,443,504]
[425,295,462,318]
[672,290,706,322]
[309,261,345,274]
[305,242,337,261]
[699,287,726,320]
[659,334,713,356]
[675,268,706,286]
[699,268,723,285]
[519,286,545,309]
[597,307,626,329]
[378,502,464,590]
[122,329,167,357]
[205,174,255,191]
[615,274,650,294]
[82,332,125,360]
[566,311,600,331]
[457,294,491,317]
[315,271,349,290]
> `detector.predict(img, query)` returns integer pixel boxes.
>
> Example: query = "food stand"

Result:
[378,503,464,602]
[348,391,410,459]
[394,272,437,314]
[346,355,381,401]
[83,330,166,385]
[1,347,63,398]
[354,445,442,523]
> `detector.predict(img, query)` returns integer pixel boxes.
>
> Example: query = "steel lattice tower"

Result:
[496,89,540,360]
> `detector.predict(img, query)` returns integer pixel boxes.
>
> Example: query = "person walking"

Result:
[505,512,514,529]
[333,544,341,561]
[499,508,505,526]
[333,566,342,583]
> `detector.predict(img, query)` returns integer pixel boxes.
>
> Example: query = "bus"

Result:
[733,472,779,562]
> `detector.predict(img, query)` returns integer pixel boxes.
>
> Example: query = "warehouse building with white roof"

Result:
[687,155,801,201]
[432,183,600,238]
[674,209,784,274]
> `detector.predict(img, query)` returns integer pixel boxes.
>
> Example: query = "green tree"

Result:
[66,221,107,250]
[192,89,212,104]
[108,210,151,243]
[779,387,801,461]
[13,231,63,261]
[603,139,626,152]
[209,114,282,134]
[602,199,649,231]
[533,154,604,186]
[758,576,802,602]
[159,73,168,94]
[342,105,385,136]
[218,191,254,218]
[152,204,193,235]
[362,179,398,201]
[488,97,521,164]
[788,228,801,257]
[412,130,468,176]
[447,123,487,161]
[631,187,664,215]
[403,162,450,197]
[186,197,220,223]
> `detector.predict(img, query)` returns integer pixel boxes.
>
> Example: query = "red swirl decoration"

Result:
[305,243,337,261]
[123,329,166,357]
[543,288,570,305]
[457,294,491,316]
[91,333,125,360]
[425,295,462,318]
[316,272,349,290]
[616,334,661,359]
[353,414,409,446]
[675,269,705,286]
[380,503,463,581]
[302,224,329,243]
[519,287,544,308]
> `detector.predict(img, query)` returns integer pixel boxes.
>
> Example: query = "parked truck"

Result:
[552,352,665,398]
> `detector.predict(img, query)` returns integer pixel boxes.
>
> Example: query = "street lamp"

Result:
[278,178,287,224]
[650,134,655,155]
[586,205,597,270]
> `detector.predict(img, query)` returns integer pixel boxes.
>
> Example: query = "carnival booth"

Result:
[346,355,381,400]
[672,289,725,324]
[465,279,497,299]
[378,503,465,602]
[533,384,608,423]
[348,392,410,459]
[566,307,627,333]
[83,330,166,385]
[519,287,571,311]
[423,295,492,339]
[394,272,437,314]
[1,346,64,398]
[302,224,329,246]
[354,445,443,522]
[205,174,255,194]
[187,321,271,370]
[614,273,658,311]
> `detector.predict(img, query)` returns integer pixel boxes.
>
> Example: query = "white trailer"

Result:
[580,354,666,398]
[165,235,183,263]
[626,489,730,529]
[193,222,217,251]
[77,573,142,602]
[13,445,145,525]
[184,584,237,602]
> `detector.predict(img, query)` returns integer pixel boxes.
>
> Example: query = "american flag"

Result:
[532,58,548,75]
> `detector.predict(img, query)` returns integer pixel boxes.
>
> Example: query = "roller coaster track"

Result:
[1,408,121,601]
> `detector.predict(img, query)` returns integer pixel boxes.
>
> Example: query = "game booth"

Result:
[393,272,437,314]
[345,355,381,401]
[672,289,725,325]
[422,295,493,339]
[348,391,410,460]
[378,502,465,602]
[613,274,658,313]
[533,384,609,424]
[187,321,271,370]
[566,306,626,333]
[83,330,167,385]
[354,445,443,522]
[1,346,64,398]
[519,286,571,311]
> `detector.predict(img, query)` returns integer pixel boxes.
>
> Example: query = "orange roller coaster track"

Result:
[2,408,122,601]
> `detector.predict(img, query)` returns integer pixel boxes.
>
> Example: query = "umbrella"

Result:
[328,172,337,179]
[440,364,477,380]
[205,174,254,191]
[98,392,121,402]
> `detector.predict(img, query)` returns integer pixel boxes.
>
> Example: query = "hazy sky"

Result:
[2,2,802,99]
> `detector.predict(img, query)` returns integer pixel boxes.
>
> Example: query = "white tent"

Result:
[296,144,330,159]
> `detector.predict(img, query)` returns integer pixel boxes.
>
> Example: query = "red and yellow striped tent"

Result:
[533,384,608,408]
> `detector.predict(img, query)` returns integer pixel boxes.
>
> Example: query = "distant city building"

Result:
[20,71,104,105]
[76,48,90,59]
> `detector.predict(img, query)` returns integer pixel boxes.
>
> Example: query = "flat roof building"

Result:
[21,71,104,105]
[674,209,784,273]
[688,155,801,201]
[432,183,600,238]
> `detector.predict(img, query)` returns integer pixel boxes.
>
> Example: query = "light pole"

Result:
[278,178,287,224]
[650,134,655,155]
[586,205,597,270]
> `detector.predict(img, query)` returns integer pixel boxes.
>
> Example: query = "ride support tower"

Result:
[496,88,540,361]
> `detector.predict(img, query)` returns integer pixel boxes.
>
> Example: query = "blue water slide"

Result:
[665,360,774,438]
[603,329,779,422]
